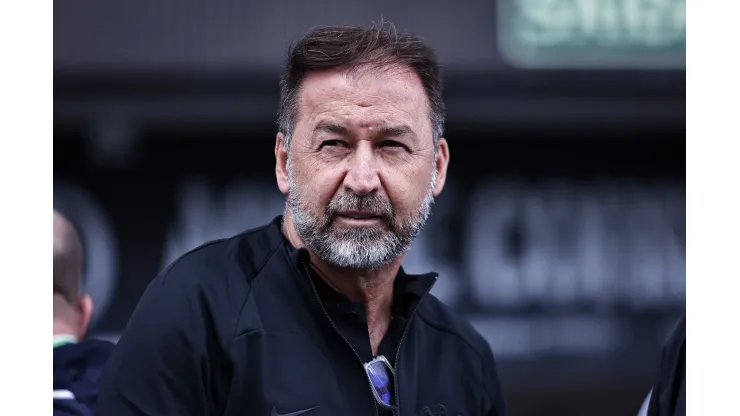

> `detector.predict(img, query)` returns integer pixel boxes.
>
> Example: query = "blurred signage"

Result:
[162,178,686,311]
[498,0,686,69]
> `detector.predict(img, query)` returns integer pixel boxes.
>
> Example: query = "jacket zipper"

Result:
[301,263,380,416]
[392,277,437,416]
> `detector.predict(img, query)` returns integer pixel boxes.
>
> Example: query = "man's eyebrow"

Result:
[376,124,414,138]
[314,121,349,135]
[312,122,416,140]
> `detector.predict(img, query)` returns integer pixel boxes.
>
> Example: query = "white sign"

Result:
[498,0,686,69]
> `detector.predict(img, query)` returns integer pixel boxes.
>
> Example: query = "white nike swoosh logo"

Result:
[53,389,76,400]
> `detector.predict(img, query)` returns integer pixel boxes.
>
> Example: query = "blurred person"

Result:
[96,23,508,416]
[54,211,115,415]
[640,226,685,416]
[644,315,685,416]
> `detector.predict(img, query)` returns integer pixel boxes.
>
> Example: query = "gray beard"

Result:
[287,161,436,270]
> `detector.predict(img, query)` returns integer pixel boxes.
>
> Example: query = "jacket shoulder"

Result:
[163,220,284,284]
[417,295,507,412]
[417,295,493,361]
[148,220,286,339]
[53,340,116,415]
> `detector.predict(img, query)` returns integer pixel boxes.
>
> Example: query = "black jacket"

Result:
[647,315,686,416]
[54,339,115,415]
[96,217,508,416]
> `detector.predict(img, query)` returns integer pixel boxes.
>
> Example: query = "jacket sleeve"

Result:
[646,315,686,416]
[95,261,231,416]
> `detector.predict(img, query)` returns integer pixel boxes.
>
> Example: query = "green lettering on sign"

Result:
[498,0,686,69]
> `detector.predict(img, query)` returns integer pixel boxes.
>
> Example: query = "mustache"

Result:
[325,192,394,219]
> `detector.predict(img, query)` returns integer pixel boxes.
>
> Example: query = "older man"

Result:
[96,24,508,416]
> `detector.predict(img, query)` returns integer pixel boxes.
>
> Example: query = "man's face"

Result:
[276,65,449,269]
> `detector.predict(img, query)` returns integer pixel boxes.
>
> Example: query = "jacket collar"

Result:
[265,215,438,297]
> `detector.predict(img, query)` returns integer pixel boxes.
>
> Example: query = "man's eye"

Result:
[320,140,346,148]
[381,140,407,150]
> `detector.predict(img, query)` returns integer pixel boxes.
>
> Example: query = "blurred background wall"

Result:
[53,1,686,415]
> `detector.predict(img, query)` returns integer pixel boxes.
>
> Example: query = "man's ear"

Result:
[275,132,290,195]
[432,138,450,197]
[77,294,94,340]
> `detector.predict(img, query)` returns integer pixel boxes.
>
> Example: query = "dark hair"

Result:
[277,22,445,147]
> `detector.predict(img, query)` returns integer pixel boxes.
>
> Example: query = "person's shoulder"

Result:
[647,313,686,416]
[659,313,686,378]
[417,294,494,361]
[158,218,286,289]
[142,218,287,328]
[71,338,116,362]
[665,314,686,348]
[54,338,115,367]
[657,313,686,371]
[54,339,116,409]
[417,294,507,411]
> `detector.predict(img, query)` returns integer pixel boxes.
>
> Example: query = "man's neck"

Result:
[283,213,402,297]
[282,213,401,353]
[53,320,78,339]
[53,299,81,342]
[53,317,80,348]
[311,256,398,300]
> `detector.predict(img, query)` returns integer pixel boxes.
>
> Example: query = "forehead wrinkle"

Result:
[296,69,432,143]
[304,72,421,111]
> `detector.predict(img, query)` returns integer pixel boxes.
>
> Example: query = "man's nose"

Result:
[343,143,381,196]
